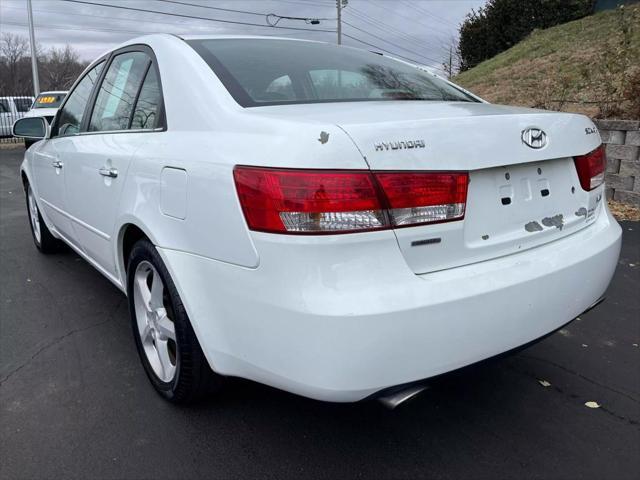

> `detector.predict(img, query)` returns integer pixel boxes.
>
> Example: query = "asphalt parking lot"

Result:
[1,145,639,480]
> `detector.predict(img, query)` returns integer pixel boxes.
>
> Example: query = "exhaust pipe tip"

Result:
[378,384,428,410]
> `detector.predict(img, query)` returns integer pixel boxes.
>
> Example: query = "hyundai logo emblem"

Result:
[521,127,547,149]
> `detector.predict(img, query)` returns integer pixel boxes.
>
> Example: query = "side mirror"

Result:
[12,117,49,140]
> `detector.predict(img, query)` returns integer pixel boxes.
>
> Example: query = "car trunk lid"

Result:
[333,103,604,274]
[248,102,604,274]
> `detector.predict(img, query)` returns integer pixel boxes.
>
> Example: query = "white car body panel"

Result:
[160,205,619,401]
[19,34,622,402]
[23,107,59,118]
[57,133,142,277]
[30,140,75,241]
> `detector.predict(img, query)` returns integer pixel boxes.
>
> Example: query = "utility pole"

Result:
[27,0,40,96]
[337,0,347,45]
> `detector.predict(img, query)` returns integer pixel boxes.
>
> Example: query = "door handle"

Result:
[99,166,118,178]
[52,160,63,169]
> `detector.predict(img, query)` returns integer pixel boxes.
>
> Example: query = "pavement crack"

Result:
[599,406,639,426]
[0,298,125,387]
[519,354,640,404]
[508,360,640,426]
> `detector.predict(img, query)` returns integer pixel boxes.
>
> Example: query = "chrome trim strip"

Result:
[77,127,164,136]
[53,127,163,139]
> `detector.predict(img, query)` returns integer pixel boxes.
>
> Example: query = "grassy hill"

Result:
[454,4,640,119]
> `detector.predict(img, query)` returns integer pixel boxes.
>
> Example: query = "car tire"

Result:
[127,239,223,404]
[25,183,62,254]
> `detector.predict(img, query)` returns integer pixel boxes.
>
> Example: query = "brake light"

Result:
[375,172,468,227]
[574,145,606,191]
[233,166,469,234]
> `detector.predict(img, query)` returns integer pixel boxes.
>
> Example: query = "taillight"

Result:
[233,167,386,234]
[233,166,468,234]
[574,145,606,191]
[375,172,468,227]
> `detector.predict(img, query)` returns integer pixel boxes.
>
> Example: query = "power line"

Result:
[342,20,442,65]
[155,0,334,22]
[367,0,454,38]
[271,0,334,7]
[0,20,159,36]
[402,1,460,28]
[153,0,269,17]
[57,0,336,33]
[346,5,448,44]
[343,7,453,69]
[0,4,231,31]
[342,32,445,73]
[345,8,436,50]
[4,0,446,73]
[156,0,335,27]
[3,3,334,36]
[1,26,447,76]
[0,19,332,38]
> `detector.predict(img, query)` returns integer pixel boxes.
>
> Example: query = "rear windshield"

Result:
[187,39,478,107]
[34,93,66,108]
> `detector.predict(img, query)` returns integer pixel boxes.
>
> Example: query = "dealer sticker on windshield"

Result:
[37,96,57,104]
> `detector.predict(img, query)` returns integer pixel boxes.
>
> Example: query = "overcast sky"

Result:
[0,0,485,73]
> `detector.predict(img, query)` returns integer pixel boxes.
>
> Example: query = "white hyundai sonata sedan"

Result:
[13,34,621,405]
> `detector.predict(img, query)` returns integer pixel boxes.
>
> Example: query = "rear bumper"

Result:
[159,206,621,402]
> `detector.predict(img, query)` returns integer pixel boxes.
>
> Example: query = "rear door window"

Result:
[89,52,150,132]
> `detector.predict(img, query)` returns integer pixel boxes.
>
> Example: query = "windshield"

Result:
[34,93,66,109]
[187,39,478,107]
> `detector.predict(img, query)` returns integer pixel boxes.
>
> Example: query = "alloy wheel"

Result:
[133,260,178,382]
[27,185,41,244]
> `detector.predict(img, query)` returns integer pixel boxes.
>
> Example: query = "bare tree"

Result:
[0,33,29,93]
[0,33,87,95]
[42,45,85,91]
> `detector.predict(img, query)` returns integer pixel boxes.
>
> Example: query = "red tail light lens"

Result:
[574,145,606,191]
[233,166,469,234]
[375,172,468,227]
[233,167,386,234]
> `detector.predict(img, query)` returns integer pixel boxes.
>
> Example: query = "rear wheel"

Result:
[127,239,222,403]
[26,183,61,253]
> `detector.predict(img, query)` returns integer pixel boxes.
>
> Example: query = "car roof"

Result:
[37,91,67,95]
[177,34,320,43]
